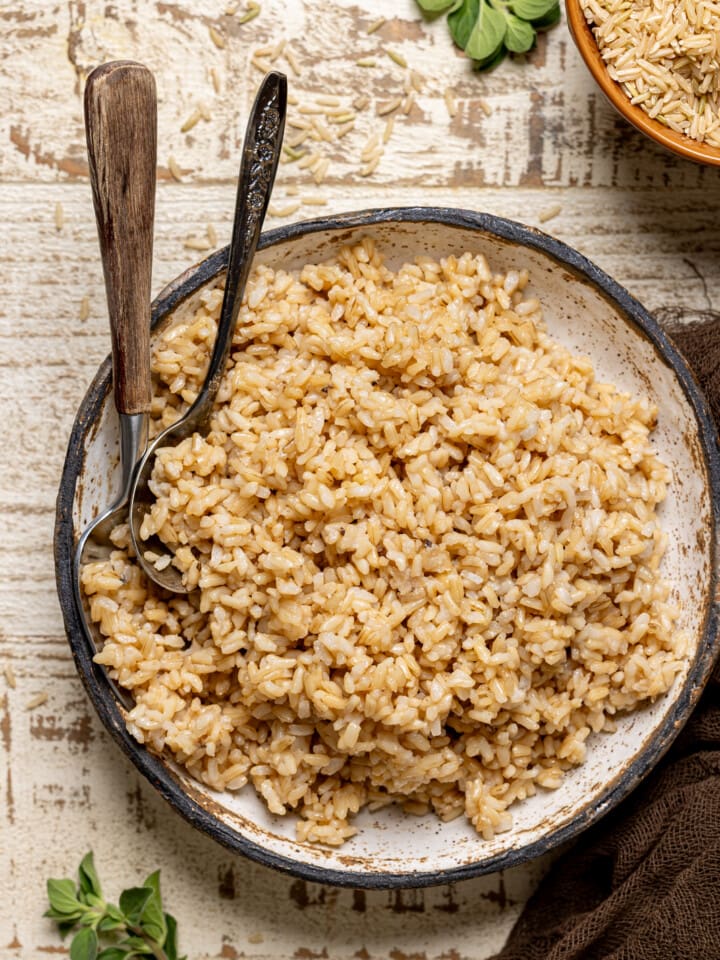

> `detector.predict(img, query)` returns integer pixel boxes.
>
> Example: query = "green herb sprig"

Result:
[45,853,185,960]
[416,0,560,70]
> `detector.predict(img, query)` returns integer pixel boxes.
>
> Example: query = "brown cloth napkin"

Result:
[493,311,720,960]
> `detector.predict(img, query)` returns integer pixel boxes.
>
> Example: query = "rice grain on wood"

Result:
[82,238,684,846]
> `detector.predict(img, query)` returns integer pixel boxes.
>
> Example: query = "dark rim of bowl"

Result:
[55,206,720,889]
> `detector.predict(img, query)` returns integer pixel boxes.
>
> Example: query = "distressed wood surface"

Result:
[1,1,720,958]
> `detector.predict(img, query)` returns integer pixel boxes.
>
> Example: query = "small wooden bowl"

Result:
[566,0,720,167]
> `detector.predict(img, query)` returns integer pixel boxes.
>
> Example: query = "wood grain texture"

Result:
[85,59,156,414]
[2,0,720,958]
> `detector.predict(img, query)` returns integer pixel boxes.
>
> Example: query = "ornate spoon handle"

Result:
[189,71,287,432]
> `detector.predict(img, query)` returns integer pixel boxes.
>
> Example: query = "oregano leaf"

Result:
[45,907,84,923]
[416,0,462,10]
[47,879,84,918]
[46,854,182,960]
[118,887,152,925]
[79,853,103,901]
[472,43,507,70]
[122,935,155,955]
[465,0,507,61]
[163,913,179,960]
[415,0,558,68]
[70,927,98,960]
[142,871,161,898]
[57,919,81,939]
[508,0,557,21]
[136,871,166,944]
[97,914,126,934]
[448,0,480,48]
[504,13,535,51]
[532,2,561,28]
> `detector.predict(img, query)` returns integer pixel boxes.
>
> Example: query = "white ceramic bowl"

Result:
[55,209,720,887]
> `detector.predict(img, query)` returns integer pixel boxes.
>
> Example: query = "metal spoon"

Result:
[128,70,287,593]
[73,61,156,610]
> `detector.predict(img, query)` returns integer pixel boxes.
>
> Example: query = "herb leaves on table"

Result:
[45,853,184,960]
[417,0,560,69]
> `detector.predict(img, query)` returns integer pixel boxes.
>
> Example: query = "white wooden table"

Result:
[2,1,719,957]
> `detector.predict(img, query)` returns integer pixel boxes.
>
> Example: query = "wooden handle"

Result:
[84,61,156,415]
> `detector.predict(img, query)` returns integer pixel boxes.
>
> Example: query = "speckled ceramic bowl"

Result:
[55,208,720,888]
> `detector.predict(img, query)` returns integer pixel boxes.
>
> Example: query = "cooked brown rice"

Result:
[82,238,684,846]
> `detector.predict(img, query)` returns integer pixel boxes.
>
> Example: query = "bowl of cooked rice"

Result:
[55,207,720,887]
[567,0,720,166]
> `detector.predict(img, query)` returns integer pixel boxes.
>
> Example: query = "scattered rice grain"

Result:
[251,55,272,74]
[181,108,202,133]
[269,202,302,217]
[329,112,357,124]
[26,692,48,711]
[209,25,226,49]
[377,97,402,117]
[385,48,408,68]
[237,1,261,25]
[410,69,425,92]
[282,145,306,162]
[284,44,300,75]
[360,156,381,176]
[168,156,183,181]
[270,39,286,61]
[184,235,212,251]
[538,204,563,224]
[312,157,330,184]
[298,149,321,169]
[311,118,333,142]
[444,88,458,118]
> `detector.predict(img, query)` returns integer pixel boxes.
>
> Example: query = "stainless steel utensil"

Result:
[73,61,156,609]
[128,70,287,593]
